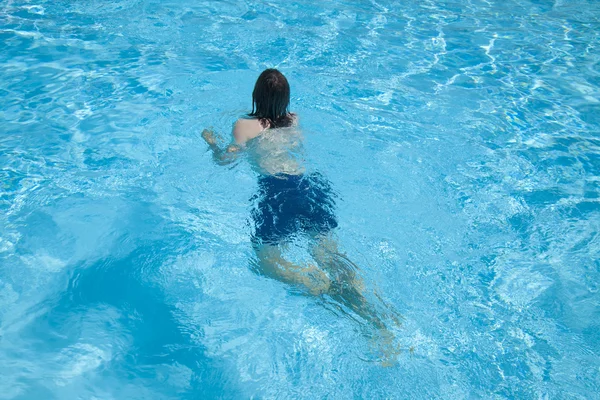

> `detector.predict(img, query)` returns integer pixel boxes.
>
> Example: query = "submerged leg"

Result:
[310,234,403,364]
[253,242,331,295]
[311,237,384,328]
[310,235,387,329]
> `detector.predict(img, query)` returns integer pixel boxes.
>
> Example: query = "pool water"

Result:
[1,0,599,398]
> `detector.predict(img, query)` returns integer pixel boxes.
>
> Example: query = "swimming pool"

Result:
[1,0,599,397]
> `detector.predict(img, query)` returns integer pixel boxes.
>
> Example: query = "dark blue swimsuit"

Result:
[251,172,338,244]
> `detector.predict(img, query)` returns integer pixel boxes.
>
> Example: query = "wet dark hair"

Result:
[249,69,294,129]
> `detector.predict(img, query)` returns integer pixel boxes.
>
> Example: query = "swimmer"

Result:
[202,69,401,363]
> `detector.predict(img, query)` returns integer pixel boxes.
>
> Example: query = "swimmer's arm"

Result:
[201,129,243,166]
[201,119,259,165]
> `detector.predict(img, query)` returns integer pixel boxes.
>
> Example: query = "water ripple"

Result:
[1,0,599,398]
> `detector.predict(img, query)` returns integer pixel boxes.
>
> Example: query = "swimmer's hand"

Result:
[202,128,241,166]
[201,129,218,146]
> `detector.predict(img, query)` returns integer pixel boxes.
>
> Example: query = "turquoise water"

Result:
[1,0,600,398]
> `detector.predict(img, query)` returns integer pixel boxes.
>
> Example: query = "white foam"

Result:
[23,5,45,15]
[0,280,19,314]
[21,253,66,273]
[571,82,596,95]
[509,327,535,348]
[1,29,43,40]
[55,343,111,386]
[495,267,553,309]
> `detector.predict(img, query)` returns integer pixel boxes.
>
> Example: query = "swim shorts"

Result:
[251,172,338,244]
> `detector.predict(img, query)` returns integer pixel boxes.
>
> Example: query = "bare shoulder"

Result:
[233,118,266,145]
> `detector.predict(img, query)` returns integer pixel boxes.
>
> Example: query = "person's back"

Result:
[245,125,304,176]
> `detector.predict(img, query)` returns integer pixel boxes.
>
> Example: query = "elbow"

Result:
[213,153,235,166]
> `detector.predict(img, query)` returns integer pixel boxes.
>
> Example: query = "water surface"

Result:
[1,0,599,398]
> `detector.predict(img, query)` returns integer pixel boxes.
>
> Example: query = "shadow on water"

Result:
[18,238,239,398]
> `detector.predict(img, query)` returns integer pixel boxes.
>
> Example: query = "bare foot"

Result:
[372,328,401,367]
